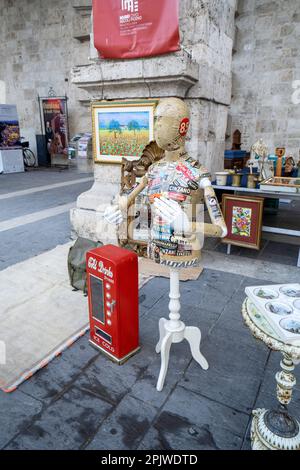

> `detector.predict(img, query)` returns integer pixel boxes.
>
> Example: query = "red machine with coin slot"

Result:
[86,244,140,364]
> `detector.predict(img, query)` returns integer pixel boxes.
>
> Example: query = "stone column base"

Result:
[70,164,121,245]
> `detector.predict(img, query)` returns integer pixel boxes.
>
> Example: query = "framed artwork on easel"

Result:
[92,99,158,164]
[221,194,264,250]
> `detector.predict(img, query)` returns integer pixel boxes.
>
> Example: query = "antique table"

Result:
[242,297,300,450]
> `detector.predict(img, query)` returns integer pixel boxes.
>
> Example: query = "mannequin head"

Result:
[154,98,190,151]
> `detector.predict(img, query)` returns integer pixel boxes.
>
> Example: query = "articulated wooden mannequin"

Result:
[105,98,227,391]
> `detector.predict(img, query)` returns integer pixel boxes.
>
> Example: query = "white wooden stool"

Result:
[155,268,209,391]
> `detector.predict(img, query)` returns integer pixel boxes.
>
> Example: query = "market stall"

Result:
[214,140,300,267]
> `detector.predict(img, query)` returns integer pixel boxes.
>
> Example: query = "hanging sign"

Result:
[93,0,180,59]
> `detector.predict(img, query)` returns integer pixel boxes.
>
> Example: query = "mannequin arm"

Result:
[104,176,148,225]
[193,222,224,238]
[199,178,228,238]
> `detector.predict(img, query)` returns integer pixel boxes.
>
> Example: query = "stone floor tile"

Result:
[138,386,248,450]
[180,325,269,413]
[215,243,242,256]
[0,390,42,449]
[130,341,193,409]
[179,269,243,313]
[57,334,100,368]
[19,355,82,405]
[140,298,220,348]
[6,387,112,450]
[86,395,158,450]
[74,342,157,405]
[139,277,169,309]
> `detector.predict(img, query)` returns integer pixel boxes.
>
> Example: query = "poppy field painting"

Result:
[99,111,150,158]
[92,100,157,163]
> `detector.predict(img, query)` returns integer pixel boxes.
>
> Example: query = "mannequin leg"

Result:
[156,332,173,391]
[156,317,167,353]
[184,326,209,370]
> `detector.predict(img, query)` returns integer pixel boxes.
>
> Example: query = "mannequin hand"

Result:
[153,196,190,233]
[104,204,123,225]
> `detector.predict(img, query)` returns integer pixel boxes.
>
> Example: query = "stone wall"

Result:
[229,0,300,158]
[0,0,91,155]
[180,0,237,173]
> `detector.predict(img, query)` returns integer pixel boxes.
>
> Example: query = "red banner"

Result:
[93,0,180,59]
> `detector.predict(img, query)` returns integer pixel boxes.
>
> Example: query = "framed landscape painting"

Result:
[92,100,158,164]
[221,195,264,250]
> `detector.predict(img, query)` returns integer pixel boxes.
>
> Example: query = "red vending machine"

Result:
[86,244,140,364]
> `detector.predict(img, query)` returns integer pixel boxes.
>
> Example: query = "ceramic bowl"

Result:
[293,299,300,311]
[266,302,293,316]
[279,286,300,298]
[279,318,300,335]
[254,288,278,300]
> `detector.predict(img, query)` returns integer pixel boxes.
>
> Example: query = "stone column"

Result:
[70,164,120,243]
[70,55,199,244]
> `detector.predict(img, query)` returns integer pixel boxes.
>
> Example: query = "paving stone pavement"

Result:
[1,268,299,450]
[1,168,300,450]
[0,168,93,270]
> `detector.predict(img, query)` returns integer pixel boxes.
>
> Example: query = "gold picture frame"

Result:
[92,99,158,164]
[221,194,264,250]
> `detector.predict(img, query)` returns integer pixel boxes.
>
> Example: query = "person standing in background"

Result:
[45,121,54,164]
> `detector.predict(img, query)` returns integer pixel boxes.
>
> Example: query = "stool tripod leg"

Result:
[156,332,173,392]
[155,318,167,354]
[184,326,209,370]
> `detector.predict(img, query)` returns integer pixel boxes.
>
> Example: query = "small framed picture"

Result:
[92,99,158,164]
[221,195,264,250]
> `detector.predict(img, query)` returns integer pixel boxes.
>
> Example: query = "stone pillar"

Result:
[71,164,120,243]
